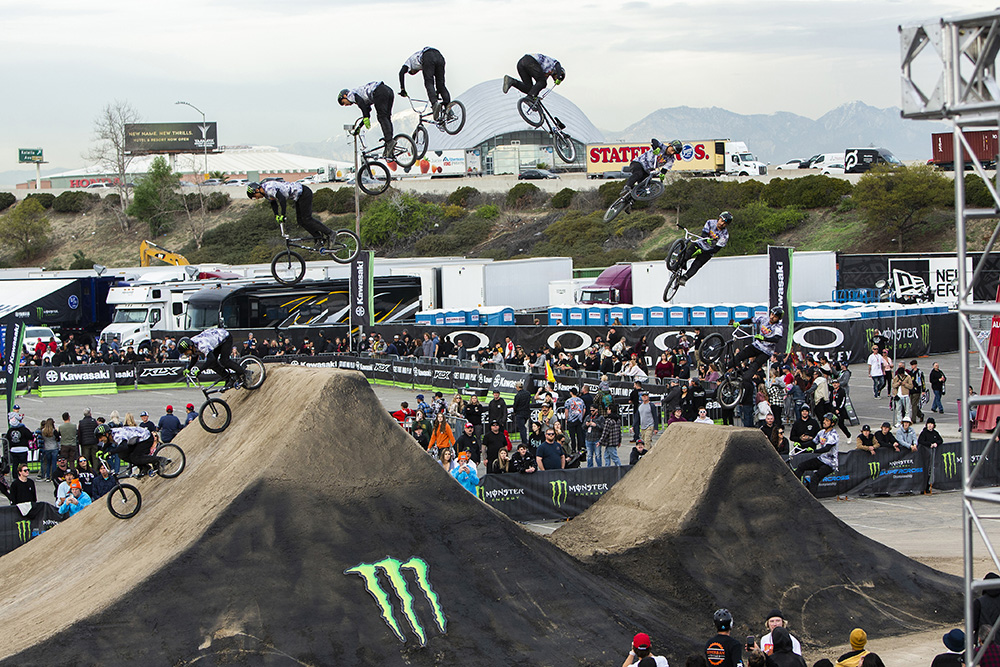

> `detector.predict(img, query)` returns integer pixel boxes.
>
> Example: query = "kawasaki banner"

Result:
[349,250,374,340]
[476,466,633,521]
[0,503,63,558]
[38,364,118,397]
[1,320,27,414]
[769,246,793,353]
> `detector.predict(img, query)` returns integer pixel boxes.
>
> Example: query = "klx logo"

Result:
[140,367,180,378]
[942,451,957,479]
[345,557,446,646]
[550,480,568,507]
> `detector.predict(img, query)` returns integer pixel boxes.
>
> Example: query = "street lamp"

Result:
[175,100,209,177]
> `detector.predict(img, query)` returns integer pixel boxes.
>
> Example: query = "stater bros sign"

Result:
[124,122,218,154]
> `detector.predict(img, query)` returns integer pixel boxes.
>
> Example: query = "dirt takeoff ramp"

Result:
[0,367,698,666]
[548,423,963,647]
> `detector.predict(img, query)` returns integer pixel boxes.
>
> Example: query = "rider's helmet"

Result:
[95,424,111,439]
[246,182,263,199]
[823,412,838,425]
[178,337,195,353]
[713,609,734,632]
[553,63,566,83]
[719,211,733,224]
[337,88,351,105]
[668,139,683,154]
[770,305,784,319]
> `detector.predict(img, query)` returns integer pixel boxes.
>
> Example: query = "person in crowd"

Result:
[600,402,623,466]
[793,413,839,496]
[759,609,802,656]
[894,417,918,457]
[429,391,447,418]
[772,426,790,459]
[10,463,37,505]
[867,345,886,398]
[36,417,59,482]
[565,387,587,454]
[890,364,914,425]
[138,411,157,437]
[655,353,673,380]
[157,405,183,443]
[455,422,480,463]
[873,421,898,451]
[527,420,545,455]
[482,421,508,472]
[705,609,743,667]
[931,629,964,667]
[50,457,70,498]
[512,381,532,445]
[694,407,714,425]
[488,390,507,429]
[833,628,870,667]
[765,627,806,667]
[812,368,831,417]
[411,423,430,450]
[57,411,78,463]
[536,427,565,471]
[439,448,458,474]
[759,413,779,446]
[973,572,1000,644]
[58,479,91,517]
[584,405,604,468]
[629,439,649,465]
[667,406,687,425]
[428,412,455,459]
[929,362,947,414]
[919,417,944,495]
[790,405,819,451]
[450,450,478,494]
[412,409,432,437]
[75,456,95,498]
[537,401,557,431]
[91,461,117,500]
[620,631,669,667]
[509,443,536,474]
[830,378,851,438]
[636,391,660,444]
[463,394,486,439]
[855,425,878,455]
[492,448,511,474]
[391,401,415,427]
[77,408,99,469]
[6,413,33,469]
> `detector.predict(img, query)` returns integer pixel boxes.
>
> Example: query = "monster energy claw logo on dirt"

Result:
[942,451,957,479]
[345,556,446,646]
[550,479,568,507]
[868,461,880,480]
[15,520,30,543]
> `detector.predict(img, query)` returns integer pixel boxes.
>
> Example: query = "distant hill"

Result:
[605,101,949,163]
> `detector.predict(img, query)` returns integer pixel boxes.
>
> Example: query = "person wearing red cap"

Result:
[184,404,198,427]
[157,406,183,444]
[621,632,668,666]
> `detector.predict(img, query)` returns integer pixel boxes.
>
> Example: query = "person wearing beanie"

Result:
[918,416,944,494]
[834,628,869,667]
[930,628,964,667]
[621,631,668,667]
[760,609,802,656]
[974,572,1000,644]
[790,405,819,449]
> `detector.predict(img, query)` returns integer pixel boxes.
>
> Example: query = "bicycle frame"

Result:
[407,98,436,123]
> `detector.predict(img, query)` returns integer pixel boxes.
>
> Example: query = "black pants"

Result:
[794,457,834,496]
[683,243,716,280]
[625,161,648,190]
[514,414,529,447]
[510,54,547,98]
[421,48,450,107]
[107,439,159,472]
[567,421,585,454]
[294,187,333,240]
[371,83,395,144]
[205,334,244,383]
[835,410,851,437]
[733,345,768,383]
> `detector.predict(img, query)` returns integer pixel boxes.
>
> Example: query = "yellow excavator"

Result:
[139,240,189,267]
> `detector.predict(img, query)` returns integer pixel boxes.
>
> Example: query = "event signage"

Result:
[1,320,26,414]
[476,466,633,521]
[17,148,43,164]
[349,250,374,337]
[769,246,793,352]
[0,504,63,558]
[124,122,218,154]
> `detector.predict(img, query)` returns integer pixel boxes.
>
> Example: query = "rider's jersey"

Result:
[748,313,783,356]
[262,181,303,203]
[695,218,730,251]
[109,426,153,447]
[346,81,382,105]
[635,141,676,173]
[404,47,431,73]
[815,427,840,468]
[531,54,561,76]
[192,328,229,356]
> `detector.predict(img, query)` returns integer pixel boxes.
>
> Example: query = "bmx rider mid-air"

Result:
[178,328,247,390]
[679,211,731,285]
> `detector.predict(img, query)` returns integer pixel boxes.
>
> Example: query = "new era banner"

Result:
[349,250,374,338]
[769,246,793,353]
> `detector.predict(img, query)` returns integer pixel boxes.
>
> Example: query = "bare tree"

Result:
[85,100,141,231]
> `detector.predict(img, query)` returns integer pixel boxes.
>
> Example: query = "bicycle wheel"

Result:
[662,272,681,302]
[517,97,543,128]
[199,398,232,434]
[665,239,686,271]
[553,131,576,163]
[390,133,417,169]
[699,334,726,365]
[634,179,665,201]
[154,443,186,479]
[604,195,629,223]
[413,124,429,161]
[716,376,742,410]
[328,229,360,264]
[239,355,267,390]
[358,161,391,196]
[107,483,141,519]
[270,250,306,285]
[441,100,466,135]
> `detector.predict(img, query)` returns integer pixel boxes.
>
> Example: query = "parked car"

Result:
[22,326,61,353]
[774,159,806,170]
[821,162,846,175]
[518,169,559,180]
[296,176,317,185]
[223,179,248,187]
[84,182,114,189]
[201,178,224,186]
[261,177,285,183]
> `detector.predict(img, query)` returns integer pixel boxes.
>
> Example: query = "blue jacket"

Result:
[58,492,92,516]
[450,463,479,494]
[157,414,183,442]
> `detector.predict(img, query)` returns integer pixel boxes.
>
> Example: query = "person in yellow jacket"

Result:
[834,628,870,666]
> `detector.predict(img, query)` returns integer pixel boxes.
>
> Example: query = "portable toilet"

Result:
[689,304,711,326]
[415,310,434,326]
[608,305,627,326]
[668,304,688,326]
[481,306,515,326]
[731,303,753,321]
[444,309,467,325]
[566,306,587,327]
[467,309,480,326]
[855,305,878,319]
[586,305,606,326]
[793,302,820,321]
[432,310,446,326]
[547,306,566,326]
[753,303,769,319]
[627,305,647,326]
[711,304,733,325]
[648,305,667,326]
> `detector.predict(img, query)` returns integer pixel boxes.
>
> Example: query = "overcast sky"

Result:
[0,0,987,175]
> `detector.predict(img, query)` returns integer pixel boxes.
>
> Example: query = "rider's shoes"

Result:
[679,277,687,286]
[502,75,513,94]
[312,236,328,250]
[383,137,396,159]
[148,468,158,478]
[432,101,441,121]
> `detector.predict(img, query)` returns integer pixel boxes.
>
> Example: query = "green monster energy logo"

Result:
[35,307,43,321]
[943,451,958,479]
[551,480,568,507]
[868,461,880,480]
[476,486,485,501]
[345,557,446,646]
[921,323,930,346]
[15,520,30,543]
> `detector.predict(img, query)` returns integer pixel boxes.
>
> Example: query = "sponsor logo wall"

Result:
[476,466,632,521]
[0,504,63,558]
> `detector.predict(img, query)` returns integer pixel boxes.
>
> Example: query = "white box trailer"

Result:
[436,257,573,310]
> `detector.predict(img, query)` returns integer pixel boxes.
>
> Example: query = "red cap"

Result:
[186,403,194,410]
[166,405,173,412]
[633,633,651,651]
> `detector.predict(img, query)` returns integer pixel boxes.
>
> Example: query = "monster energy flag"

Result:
[1,320,27,414]
[477,466,633,521]
[769,246,793,353]
[0,503,64,557]
[350,250,374,341]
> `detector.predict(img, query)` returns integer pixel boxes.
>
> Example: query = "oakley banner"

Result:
[476,466,633,522]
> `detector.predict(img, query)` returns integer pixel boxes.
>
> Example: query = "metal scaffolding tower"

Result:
[900,9,1000,665]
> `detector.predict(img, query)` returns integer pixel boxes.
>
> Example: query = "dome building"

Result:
[430,79,604,174]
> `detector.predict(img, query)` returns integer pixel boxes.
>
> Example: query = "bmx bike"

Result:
[270,221,360,285]
[407,97,466,160]
[517,88,576,163]
[662,228,713,302]
[184,356,267,434]
[349,118,417,196]
[96,444,186,519]
[697,322,758,410]
[603,167,667,223]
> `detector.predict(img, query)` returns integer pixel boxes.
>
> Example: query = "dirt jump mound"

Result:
[548,423,963,648]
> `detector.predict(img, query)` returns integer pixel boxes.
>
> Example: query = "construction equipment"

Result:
[140,240,189,267]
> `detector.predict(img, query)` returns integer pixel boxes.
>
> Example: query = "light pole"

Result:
[175,100,209,177]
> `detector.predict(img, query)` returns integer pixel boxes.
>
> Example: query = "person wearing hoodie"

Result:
[918,417,944,495]
[974,572,1000,643]
[765,627,805,667]
[449,451,478,494]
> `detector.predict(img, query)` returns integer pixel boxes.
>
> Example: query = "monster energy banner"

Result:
[350,250,374,337]
[0,503,63,557]
[769,246,793,353]
[476,466,633,521]
[790,438,999,498]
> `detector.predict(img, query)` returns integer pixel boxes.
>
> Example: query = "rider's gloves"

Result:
[399,89,407,97]
[732,321,740,328]
[554,78,562,86]
[659,173,666,181]
[363,117,371,130]
[187,367,200,377]
[275,214,285,223]
[692,248,703,257]
[754,334,764,341]
[653,147,661,155]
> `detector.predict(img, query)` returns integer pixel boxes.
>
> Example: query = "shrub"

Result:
[476,204,500,220]
[53,191,96,213]
[205,191,230,211]
[68,250,95,270]
[768,174,853,208]
[506,182,543,209]
[441,204,466,220]
[312,187,333,213]
[551,188,575,209]
[414,217,492,255]
[24,192,55,209]
[0,197,51,260]
[725,201,807,255]
[597,180,626,208]
[103,194,121,211]
[446,186,480,208]
[966,173,996,208]
[0,192,15,212]
[328,187,356,214]
[360,193,433,247]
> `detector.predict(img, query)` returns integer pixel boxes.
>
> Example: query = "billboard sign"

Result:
[124,122,218,154]
[18,149,43,163]
[586,141,719,173]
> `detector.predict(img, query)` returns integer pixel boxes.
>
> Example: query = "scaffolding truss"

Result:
[901,9,1000,665]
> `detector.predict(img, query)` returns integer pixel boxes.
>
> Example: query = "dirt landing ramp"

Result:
[0,367,697,666]
[548,423,962,647]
